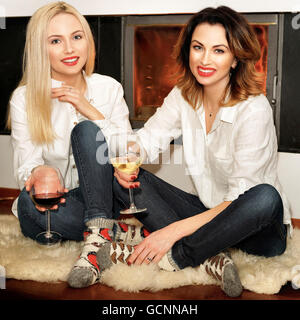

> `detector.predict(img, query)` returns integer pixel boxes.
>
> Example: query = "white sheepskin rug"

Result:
[1,214,300,295]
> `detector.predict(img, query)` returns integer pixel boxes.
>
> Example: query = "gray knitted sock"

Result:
[67,218,114,288]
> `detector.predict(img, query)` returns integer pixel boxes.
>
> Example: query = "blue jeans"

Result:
[114,169,287,269]
[18,121,122,241]
[18,121,287,268]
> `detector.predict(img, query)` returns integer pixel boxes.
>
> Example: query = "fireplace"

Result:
[0,13,298,151]
[123,14,281,131]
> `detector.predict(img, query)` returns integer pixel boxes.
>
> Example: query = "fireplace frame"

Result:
[122,13,283,140]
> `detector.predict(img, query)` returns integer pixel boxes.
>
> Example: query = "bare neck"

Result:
[64,73,85,90]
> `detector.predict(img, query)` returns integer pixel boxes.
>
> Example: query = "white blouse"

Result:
[138,86,292,231]
[10,73,131,216]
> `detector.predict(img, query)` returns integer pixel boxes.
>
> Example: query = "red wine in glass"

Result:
[30,166,65,246]
[32,192,64,210]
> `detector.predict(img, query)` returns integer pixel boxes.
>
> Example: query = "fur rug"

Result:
[1,214,300,295]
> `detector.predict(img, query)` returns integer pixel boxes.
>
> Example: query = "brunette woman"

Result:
[95,6,292,298]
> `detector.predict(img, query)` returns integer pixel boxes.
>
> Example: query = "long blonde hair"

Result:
[7,1,95,144]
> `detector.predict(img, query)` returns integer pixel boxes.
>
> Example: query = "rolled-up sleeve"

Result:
[137,87,182,163]
[93,82,132,137]
[224,105,277,202]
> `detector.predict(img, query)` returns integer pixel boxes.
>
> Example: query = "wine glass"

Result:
[109,132,147,214]
[30,166,64,245]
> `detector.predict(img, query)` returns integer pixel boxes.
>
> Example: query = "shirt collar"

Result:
[197,104,236,124]
[220,106,236,123]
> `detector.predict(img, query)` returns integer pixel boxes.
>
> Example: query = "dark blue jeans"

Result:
[18,121,287,269]
[114,169,287,269]
[18,121,121,241]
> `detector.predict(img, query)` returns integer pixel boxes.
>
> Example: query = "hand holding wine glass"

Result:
[109,132,147,214]
[29,166,65,245]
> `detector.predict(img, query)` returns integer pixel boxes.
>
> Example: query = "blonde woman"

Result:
[96,6,292,297]
[7,1,132,285]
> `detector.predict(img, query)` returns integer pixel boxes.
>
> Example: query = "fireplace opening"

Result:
[134,25,182,120]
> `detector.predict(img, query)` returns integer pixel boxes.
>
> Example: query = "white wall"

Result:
[0,135,16,189]
[1,135,299,219]
[0,0,299,17]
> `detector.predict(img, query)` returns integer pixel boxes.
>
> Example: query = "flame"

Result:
[253,25,268,94]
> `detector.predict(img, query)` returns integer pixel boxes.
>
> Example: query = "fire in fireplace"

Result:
[134,25,182,120]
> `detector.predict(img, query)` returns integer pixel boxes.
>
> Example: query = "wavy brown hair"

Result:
[175,6,264,109]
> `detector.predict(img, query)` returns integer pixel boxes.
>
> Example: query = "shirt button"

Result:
[74,121,78,125]
[72,165,76,169]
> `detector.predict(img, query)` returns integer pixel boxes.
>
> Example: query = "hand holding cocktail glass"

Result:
[109,132,147,214]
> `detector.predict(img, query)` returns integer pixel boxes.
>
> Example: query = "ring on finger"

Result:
[147,257,153,262]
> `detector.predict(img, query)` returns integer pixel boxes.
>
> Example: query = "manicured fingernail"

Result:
[130,176,136,181]
[127,261,131,266]
[129,185,134,189]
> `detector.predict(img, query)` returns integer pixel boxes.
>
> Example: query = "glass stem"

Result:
[46,209,51,238]
[128,188,137,210]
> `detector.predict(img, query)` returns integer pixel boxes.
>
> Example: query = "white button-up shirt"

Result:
[138,86,292,230]
[10,73,131,216]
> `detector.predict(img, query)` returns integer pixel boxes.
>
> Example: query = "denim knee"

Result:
[254,183,283,211]
[71,120,99,139]
[249,183,284,225]
[71,120,108,164]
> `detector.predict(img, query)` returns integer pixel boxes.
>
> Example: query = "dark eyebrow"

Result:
[191,39,229,49]
[48,30,84,39]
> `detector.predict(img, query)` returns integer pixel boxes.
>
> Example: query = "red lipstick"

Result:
[197,66,216,77]
[61,56,79,66]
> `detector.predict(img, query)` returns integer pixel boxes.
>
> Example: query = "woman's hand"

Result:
[51,85,104,120]
[128,222,182,266]
[127,201,233,265]
[25,166,68,212]
[113,168,140,189]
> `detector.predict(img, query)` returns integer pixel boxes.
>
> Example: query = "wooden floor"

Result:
[1,278,300,301]
[1,197,300,302]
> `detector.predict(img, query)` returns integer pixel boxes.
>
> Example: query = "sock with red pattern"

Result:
[114,221,151,245]
[67,218,114,288]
